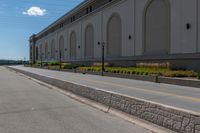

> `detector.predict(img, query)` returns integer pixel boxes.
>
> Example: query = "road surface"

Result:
[0,66,151,133]
[10,65,200,113]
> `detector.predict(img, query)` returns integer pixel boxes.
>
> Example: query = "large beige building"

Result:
[30,0,200,70]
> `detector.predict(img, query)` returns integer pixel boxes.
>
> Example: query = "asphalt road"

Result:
[10,66,200,113]
[0,66,151,133]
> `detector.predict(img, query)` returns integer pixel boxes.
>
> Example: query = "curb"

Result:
[9,67,200,133]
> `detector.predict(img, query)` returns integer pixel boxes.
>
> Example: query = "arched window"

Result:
[59,36,65,60]
[70,31,76,59]
[85,24,94,58]
[107,14,122,57]
[51,39,55,60]
[144,0,170,55]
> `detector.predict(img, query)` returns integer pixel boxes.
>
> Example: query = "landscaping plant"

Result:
[78,66,197,78]
[198,72,200,80]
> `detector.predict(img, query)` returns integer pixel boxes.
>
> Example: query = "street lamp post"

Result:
[59,50,62,70]
[101,42,105,76]
[40,54,43,68]
[24,57,26,66]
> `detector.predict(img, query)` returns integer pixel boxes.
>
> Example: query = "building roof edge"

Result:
[35,0,93,38]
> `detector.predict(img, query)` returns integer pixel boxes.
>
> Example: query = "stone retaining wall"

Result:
[10,67,200,133]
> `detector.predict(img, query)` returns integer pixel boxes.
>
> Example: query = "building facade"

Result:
[30,0,200,70]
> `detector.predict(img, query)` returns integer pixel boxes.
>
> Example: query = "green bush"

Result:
[78,66,101,72]
[31,61,42,68]
[144,72,149,75]
[197,72,200,80]
[43,62,48,67]
[163,70,197,78]
[132,71,136,75]
[63,64,80,69]
[48,62,60,66]
[116,70,120,73]
[48,65,60,69]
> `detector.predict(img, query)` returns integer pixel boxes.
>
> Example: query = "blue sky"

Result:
[0,0,83,60]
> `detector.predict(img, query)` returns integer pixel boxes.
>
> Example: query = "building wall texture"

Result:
[30,0,200,70]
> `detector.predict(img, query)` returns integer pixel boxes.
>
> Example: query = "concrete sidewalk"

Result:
[10,65,200,113]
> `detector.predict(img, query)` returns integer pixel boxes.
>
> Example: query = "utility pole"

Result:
[101,42,105,76]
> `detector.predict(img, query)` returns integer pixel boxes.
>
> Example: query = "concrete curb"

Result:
[158,77,200,88]
[9,67,200,133]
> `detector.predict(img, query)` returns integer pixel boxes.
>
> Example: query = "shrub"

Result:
[136,62,170,69]
[78,66,101,72]
[48,65,60,70]
[48,62,60,66]
[76,66,197,78]
[163,70,197,78]
[140,72,144,75]
[63,64,80,69]
[120,70,124,74]
[43,62,48,67]
[198,72,200,80]
[132,71,136,75]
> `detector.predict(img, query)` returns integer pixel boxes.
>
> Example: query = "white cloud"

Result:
[23,6,47,16]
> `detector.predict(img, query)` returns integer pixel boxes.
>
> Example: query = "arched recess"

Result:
[85,24,94,58]
[45,43,48,60]
[70,31,77,59]
[107,13,122,57]
[144,0,170,55]
[51,39,55,60]
[59,36,65,60]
